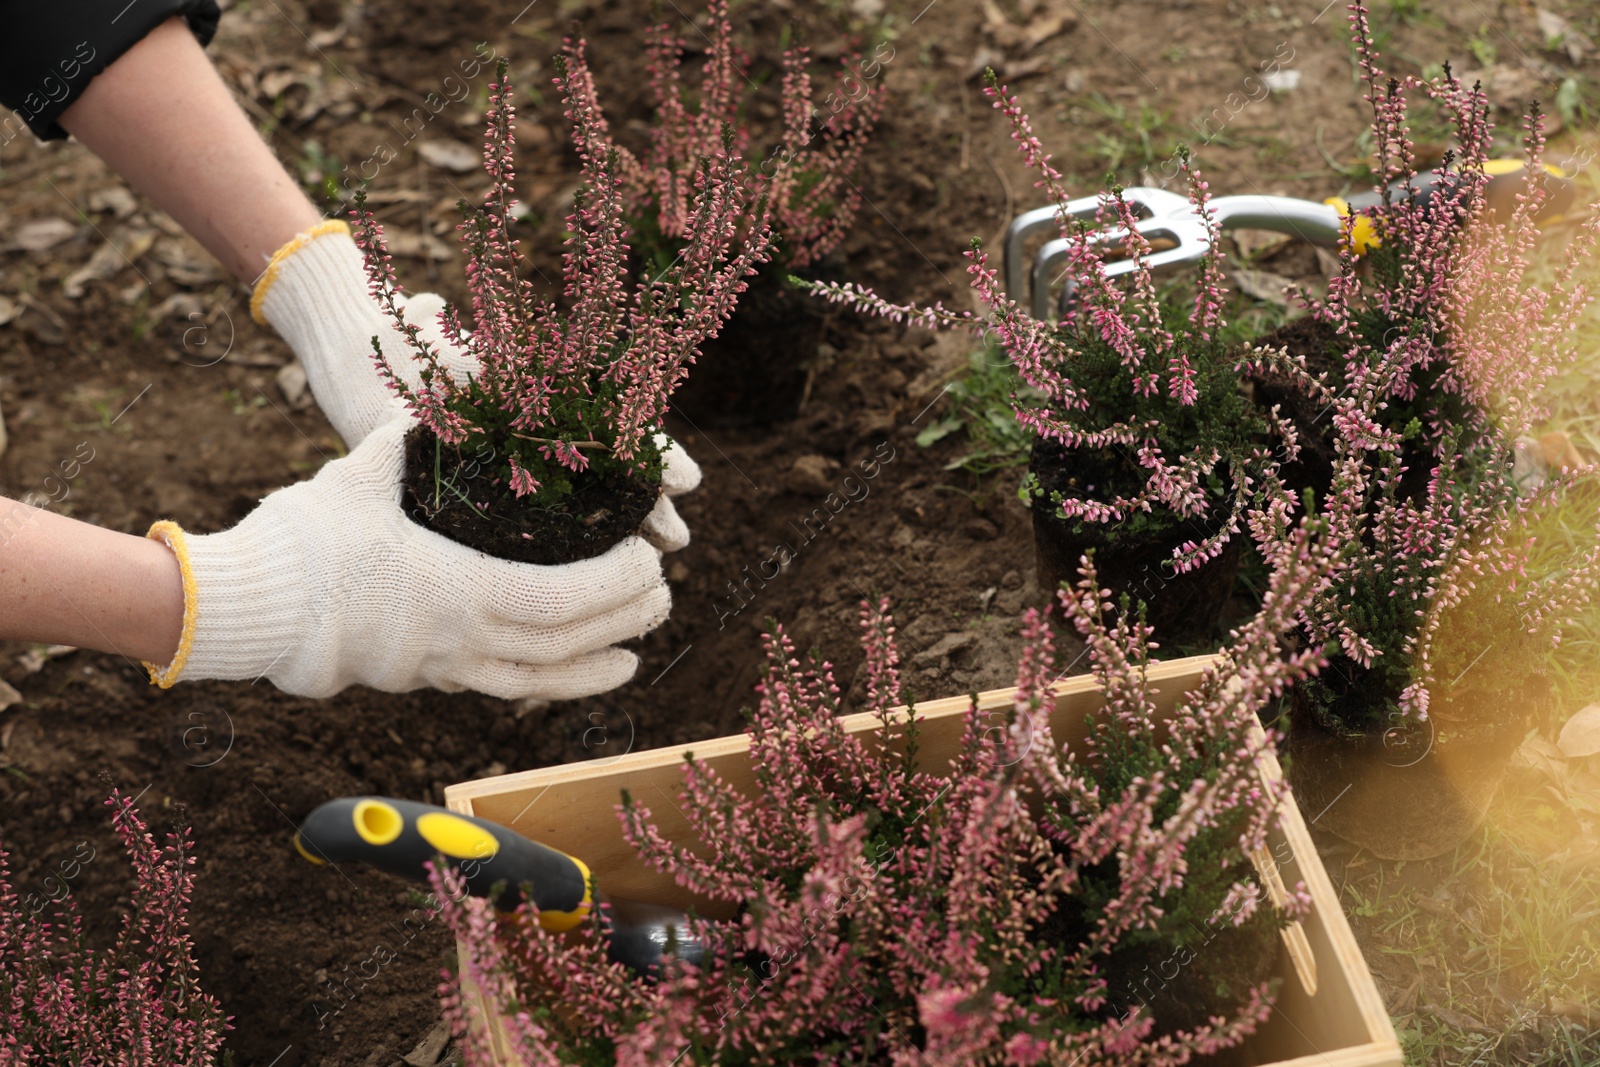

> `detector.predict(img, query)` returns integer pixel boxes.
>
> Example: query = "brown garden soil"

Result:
[667,264,827,429]
[2,0,1599,1063]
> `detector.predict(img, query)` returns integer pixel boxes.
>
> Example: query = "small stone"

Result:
[1261,69,1301,92]
[914,631,978,667]
[786,454,840,496]
[1000,569,1023,590]
[512,697,549,720]
[276,360,310,409]
[962,518,999,541]
[668,561,690,583]
[417,140,480,173]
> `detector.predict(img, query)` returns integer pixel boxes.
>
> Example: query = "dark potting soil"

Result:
[1282,658,1546,860]
[1035,858,1281,1049]
[1028,436,1244,648]
[1247,315,1344,503]
[1248,315,1450,508]
[668,264,830,429]
[400,425,660,567]
[1101,907,1282,1051]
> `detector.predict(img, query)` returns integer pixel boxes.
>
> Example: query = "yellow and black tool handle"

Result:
[294,797,593,932]
[1328,160,1575,252]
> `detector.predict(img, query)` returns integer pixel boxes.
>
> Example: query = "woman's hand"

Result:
[144,416,673,700]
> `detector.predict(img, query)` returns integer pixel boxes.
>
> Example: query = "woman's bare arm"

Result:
[57,15,323,283]
[0,495,182,665]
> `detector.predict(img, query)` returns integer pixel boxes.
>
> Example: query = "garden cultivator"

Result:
[1003,160,1575,319]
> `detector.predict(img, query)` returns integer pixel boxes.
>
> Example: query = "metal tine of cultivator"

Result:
[1003,200,1095,304]
[1029,192,1208,320]
[1018,189,1347,320]
[1007,187,1204,321]
[1001,187,1174,308]
[1004,202,1081,302]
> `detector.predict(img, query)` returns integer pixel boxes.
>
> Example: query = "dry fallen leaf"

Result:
[151,236,223,288]
[88,186,139,220]
[277,359,311,409]
[16,295,67,346]
[1230,230,1293,261]
[1536,9,1592,64]
[0,293,17,327]
[63,227,155,298]
[383,229,454,261]
[16,644,75,675]
[418,140,480,173]
[0,679,19,713]
[1512,733,1572,787]
[1229,268,1296,306]
[1539,430,1585,471]
[1559,703,1600,759]
[150,292,207,324]
[13,217,76,253]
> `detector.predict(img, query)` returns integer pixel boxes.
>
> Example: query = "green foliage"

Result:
[1466,25,1499,69]
[913,342,1039,475]
[1015,274,1274,544]
[429,372,666,514]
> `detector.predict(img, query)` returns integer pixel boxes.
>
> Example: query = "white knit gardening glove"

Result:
[140,416,672,700]
[252,220,478,449]
[252,221,702,555]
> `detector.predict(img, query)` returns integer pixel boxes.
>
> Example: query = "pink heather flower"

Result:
[353,52,774,495]
[0,790,230,1065]
[1264,5,1600,718]
[630,0,884,267]
[797,89,1286,571]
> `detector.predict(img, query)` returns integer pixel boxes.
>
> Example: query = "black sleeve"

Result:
[0,0,222,142]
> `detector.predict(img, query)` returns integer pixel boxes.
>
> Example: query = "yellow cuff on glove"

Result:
[251,219,352,325]
[143,520,198,688]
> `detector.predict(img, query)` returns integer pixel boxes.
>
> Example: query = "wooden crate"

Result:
[445,654,1401,1066]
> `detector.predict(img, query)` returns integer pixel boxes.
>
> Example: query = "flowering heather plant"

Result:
[620,0,884,270]
[427,508,1346,1064]
[1251,3,1600,730]
[352,53,772,503]
[0,790,228,1065]
[803,78,1285,570]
